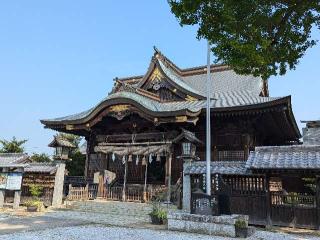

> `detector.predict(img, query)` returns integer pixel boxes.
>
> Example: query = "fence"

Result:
[67,184,165,202]
[271,192,318,229]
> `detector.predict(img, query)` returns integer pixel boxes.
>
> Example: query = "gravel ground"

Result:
[1,225,320,240]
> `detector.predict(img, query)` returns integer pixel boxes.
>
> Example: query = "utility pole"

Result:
[206,41,211,195]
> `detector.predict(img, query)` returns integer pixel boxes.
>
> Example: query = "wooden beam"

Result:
[96,131,179,143]
[98,141,172,146]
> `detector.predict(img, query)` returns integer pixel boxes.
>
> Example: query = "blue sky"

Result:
[0,1,319,155]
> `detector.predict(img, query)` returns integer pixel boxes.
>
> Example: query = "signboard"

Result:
[6,173,23,190]
[0,172,22,190]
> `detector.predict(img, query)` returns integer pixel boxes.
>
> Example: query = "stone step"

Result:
[65,200,153,219]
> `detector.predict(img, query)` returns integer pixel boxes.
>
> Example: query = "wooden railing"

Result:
[217,150,245,161]
[67,183,169,203]
[105,186,123,201]
[271,192,316,207]
[68,185,89,201]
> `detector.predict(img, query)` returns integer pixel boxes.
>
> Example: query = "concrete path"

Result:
[0,214,87,235]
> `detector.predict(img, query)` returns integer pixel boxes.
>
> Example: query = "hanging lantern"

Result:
[122,155,126,164]
[149,154,153,164]
[156,154,161,162]
[128,155,133,162]
[182,142,192,155]
[112,153,116,162]
[135,155,139,165]
[142,156,147,166]
[49,136,76,160]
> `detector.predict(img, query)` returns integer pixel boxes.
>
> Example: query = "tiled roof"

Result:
[48,136,76,148]
[172,129,203,144]
[158,60,204,97]
[184,161,249,175]
[0,153,29,167]
[182,69,263,98]
[303,128,320,145]
[41,90,284,124]
[24,163,57,174]
[246,145,320,170]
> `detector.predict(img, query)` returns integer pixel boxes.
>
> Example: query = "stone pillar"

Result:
[0,190,5,208]
[183,171,191,213]
[165,153,172,203]
[13,191,21,209]
[52,162,66,207]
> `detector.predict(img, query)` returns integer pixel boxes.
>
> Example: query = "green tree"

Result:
[66,150,86,176]
[0,137,27,153]
[169,0,320,79]
[30,153,52,163]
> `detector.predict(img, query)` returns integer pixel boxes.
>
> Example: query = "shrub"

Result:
[235,219,247,228]
[149,202,167,222]
[29,184,43,199]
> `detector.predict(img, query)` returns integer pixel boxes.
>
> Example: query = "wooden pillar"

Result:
[316,176,320,230]
[265,174,272,227]
[165,153,172,203]
[122,159,128,202]
[213,146,218,161]
[143,161,148,202]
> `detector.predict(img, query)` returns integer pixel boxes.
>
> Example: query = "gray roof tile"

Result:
[42,91,283,123]
[184,161,249,175]
[246,145,320,170]
[303,128,320,145]
[182,69,263,97]
[0,153,29,167]
[24,163,57,174]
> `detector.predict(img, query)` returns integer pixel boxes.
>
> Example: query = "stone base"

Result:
[167,212,249,238]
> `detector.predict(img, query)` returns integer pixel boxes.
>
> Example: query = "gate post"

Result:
[182,172,191,212]
[265,174,272,227]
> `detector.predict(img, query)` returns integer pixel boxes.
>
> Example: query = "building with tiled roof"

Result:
[40,47,300,181]
[39,47,320,229]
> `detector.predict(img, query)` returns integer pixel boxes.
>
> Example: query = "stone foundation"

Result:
[167,212,248,238]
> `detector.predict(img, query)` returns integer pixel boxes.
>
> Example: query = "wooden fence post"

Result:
[122,159,127,202]
[85,184,89,200]
[68,184,72,200]
[265,174,272,228]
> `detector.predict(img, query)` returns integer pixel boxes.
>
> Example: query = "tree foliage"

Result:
[169,0,320,79]
[30,153,52,163]
[66,150,86,176]
[0,137,27,153]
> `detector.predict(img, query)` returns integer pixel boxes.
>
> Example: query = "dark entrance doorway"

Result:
[147,156,166,184]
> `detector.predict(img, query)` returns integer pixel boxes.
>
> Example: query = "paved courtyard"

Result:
[0,201,319,239]
[1,224,320,240]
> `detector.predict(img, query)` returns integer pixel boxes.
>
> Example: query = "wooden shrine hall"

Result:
[41,47,301,204]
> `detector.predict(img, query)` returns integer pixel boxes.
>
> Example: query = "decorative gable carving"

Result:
[142,66,197,102]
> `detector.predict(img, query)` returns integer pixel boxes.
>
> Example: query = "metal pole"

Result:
[206,41,212,196]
